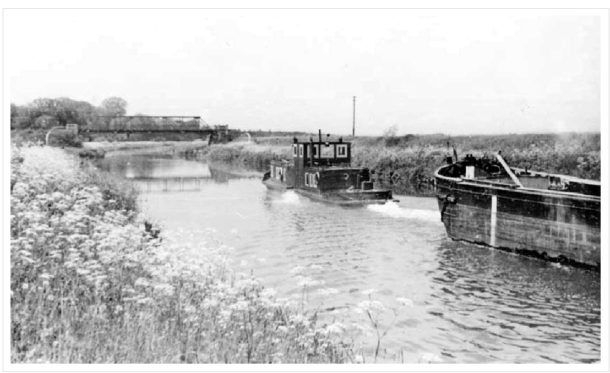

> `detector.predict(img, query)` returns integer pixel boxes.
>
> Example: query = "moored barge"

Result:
[434,153,600,269]
[263,132,394,205]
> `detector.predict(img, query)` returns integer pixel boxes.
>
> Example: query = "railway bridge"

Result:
[78,116,235,143]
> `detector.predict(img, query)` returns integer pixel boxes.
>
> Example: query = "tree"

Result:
[100,97,127,117]
[55,97,97,125]
[383,124,399,138]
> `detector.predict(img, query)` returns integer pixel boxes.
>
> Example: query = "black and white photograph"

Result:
[2,1,608,369]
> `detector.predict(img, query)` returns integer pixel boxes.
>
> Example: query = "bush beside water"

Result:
[10,145,351,363]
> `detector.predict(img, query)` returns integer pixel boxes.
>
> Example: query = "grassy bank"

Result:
[204,142,292,172]
[10,144,351,363]
[206,133,600,195]
[353,132,600,182]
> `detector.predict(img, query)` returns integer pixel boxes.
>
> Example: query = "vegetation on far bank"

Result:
[204,142,292,172]
[10,144,352,363]
[206,132,600,195]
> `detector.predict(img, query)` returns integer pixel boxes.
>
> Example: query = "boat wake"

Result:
[274,191,301,205]
[368,201,441,223]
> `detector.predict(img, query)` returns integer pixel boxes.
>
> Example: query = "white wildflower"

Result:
[419,352,443,363]
[396,297,414,307]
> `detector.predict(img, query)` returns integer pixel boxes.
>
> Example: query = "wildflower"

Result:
[356,300,386,313]
[229,300,249,312]
[324,322,346,334]
[261,288,277,298]
[153,283,174,296]
[316,287,339,296]
[396,297,414,307]
[297,276,320,288]
[419,352,443,363]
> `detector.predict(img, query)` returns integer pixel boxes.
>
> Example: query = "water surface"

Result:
[99,154,601,363]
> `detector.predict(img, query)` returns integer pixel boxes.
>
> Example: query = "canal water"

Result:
[99,153,601,364]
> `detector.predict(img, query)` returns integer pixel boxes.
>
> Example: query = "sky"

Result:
[4,9,603,135]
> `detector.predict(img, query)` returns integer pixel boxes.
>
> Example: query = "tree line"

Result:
[11,97,127,129]
[10,97,202,131]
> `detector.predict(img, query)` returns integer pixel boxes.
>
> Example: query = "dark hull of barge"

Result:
[435,162,601,270]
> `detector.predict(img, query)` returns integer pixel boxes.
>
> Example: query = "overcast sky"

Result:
[5,9,602,135]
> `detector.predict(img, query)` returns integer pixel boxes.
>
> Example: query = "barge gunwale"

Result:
[434,169,601,202]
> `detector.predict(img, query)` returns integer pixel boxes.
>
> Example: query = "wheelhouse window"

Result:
[337,144,348,158]
[299,144,304,157]
[321,144,334,158]
[292,144,298,156]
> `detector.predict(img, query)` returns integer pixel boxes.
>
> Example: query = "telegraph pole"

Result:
[352,96,356,138]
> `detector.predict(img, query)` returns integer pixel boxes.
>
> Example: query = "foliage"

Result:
[11,129,47,145]
[352,132,600,194]
[46,129,83,148]
[100,97,128,117]
[10,96,125,129]
[207,132,600,195]
[10,145,350,363]
[206,144,292,172]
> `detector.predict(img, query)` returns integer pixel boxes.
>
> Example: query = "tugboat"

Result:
[434,152,601,270]
[262,131,394,205]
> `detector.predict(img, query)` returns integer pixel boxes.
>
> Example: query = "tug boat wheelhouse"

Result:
[262,132,393,205]
[434,152,601,269]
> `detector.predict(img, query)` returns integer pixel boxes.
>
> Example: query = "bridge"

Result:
[78,116,234,143]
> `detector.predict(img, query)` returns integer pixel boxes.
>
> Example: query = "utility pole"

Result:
[352,96,356,138]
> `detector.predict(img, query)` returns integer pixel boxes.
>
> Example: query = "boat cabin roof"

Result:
[290,137,352,167]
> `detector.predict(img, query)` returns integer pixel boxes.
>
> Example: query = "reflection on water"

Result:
[99,155,246,191]
[98,154,601,363]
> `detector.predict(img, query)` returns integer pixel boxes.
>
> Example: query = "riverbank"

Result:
[203,141,292,171]
[204,132,601,195]
[10,144,351,363]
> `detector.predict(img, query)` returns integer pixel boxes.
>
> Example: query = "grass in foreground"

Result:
[10,145,351,363]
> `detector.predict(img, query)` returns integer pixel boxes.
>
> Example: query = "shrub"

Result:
[10,145,350,363]
[47,129,82,148]
[34,115,59,129]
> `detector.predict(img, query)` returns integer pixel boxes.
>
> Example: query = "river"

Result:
[98,152,600,364]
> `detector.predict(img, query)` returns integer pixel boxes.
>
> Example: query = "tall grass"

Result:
[205,143,292,172]
[354,132,600,181]
[10,145,351,363]
[204,133,600,195]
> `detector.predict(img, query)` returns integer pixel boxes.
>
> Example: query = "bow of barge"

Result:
[434,153,601,270]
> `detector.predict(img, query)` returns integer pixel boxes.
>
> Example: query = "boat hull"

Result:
[262,177,291,191]
[435,173,600,269]
[295,188,393,206]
